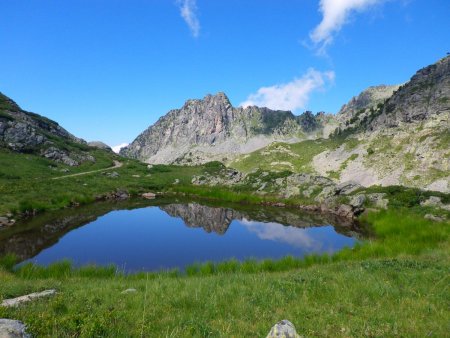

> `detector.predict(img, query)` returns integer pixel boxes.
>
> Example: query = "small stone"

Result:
[142,192,156,199]
[0,319,30,338]
[266,320,300,338]
[132,175,140,178]
[106,171,120,178]
[121,288,137,294]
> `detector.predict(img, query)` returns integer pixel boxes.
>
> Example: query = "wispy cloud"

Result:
[310,0,385,54]
[240,68,335,112]
[177,0,200,38]
[112,143,129,154]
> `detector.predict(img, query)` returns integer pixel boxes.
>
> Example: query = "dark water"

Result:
[0,199,364,272]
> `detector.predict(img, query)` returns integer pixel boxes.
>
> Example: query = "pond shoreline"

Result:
[1,187,365,232]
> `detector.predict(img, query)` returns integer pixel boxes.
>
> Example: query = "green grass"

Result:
[0,148,449,336]
[229,137,348,173]
[1,137,449,336]
[0,255,448,336]
[0,149,215,215]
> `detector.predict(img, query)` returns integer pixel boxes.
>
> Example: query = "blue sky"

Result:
[0,0,448,148]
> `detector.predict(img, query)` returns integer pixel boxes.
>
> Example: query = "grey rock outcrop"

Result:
[120,92,324,164]
[41,147,79,166]
[0,319,30,338]
[335,84,400,129]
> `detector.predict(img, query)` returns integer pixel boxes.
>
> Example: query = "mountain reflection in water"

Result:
[0,199,365,272]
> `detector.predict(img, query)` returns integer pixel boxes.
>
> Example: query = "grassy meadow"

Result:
[0,207,449,337]
[1,147,449,337]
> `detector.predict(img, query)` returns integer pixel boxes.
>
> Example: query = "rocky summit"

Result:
[120,92,326,164]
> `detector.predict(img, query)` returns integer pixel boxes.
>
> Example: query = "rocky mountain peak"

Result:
[205,92,231,105]
[183,92,232,111]
[120,92,324,164]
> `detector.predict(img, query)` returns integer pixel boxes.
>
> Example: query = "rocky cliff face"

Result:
[371,55,450,128]
[0,92,97,166]
[120,92,325,164]
[334,56,449,134]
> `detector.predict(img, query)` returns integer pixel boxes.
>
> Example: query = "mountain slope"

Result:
[232,56,450,192]
[0,92,100,166]
[120,92,326,164]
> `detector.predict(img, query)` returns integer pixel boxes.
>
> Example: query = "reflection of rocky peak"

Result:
[2,200,363,265]
[160,202,360,236]
[160,203,236,234]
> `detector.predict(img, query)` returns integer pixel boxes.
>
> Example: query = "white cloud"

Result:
[310,0,385,53]
[112,143,129,154]
[240,68,335,112]
[239,219,322,250]
[177,0,200,38]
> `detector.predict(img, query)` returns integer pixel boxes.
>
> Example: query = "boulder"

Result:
[335,181,361,195]
[424,214,445,222]
[421,196,450,211]
[336,204,354,218]
[366,193,389,209]
[349,194,366,208]
[0,217,10,227]
[266,320,300,338]
[0,319,30,338]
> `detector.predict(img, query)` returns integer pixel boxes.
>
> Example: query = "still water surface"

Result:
[0,199,362,272]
